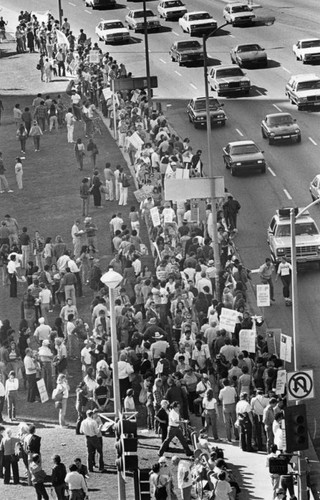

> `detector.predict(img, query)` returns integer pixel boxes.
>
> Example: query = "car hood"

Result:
[102,28,128,35]
[237,50,266,60]
[188,19,216,25]
[293,88,320,97]
[163,6,187,13]
[215,75,249,82]
[230,152,264,162]
[274,235,320,245]
[267,124,299,133]
[178,47,203,54]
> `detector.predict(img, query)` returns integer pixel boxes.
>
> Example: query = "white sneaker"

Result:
[7,190,13,193]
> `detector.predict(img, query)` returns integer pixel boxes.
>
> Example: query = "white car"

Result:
[95,20,130,43]
[179,11,217,36]
[285,73,320,109]
[293,38,320,64]
[223,3,255,26]
[208,65,251,96]
[125,9,161,32]
[310,174,320,201]
[157,0,187,20]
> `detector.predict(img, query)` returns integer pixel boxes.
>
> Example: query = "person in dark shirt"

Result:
[51,454,67,500]
[93,378,109,412]
[155,400,169,442]
[74,457,89,478]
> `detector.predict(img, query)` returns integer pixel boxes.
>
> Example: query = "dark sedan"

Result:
[230,43,268,67]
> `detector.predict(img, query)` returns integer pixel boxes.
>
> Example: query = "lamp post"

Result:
[100,268,125,500]
[143,0,152,103]
[290,198,320,500]
[58,0,63,27]
[202,23,228,299]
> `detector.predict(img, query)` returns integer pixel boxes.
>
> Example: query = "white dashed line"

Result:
[172,31,179,36]
[309,137,318,145]
[229,34,235,38]
[84,9,92,14]
[236,128,244,137]
[190,83,197,90]
[283,189,292,200]
[175,70,182,76]
[282,67,291,73]
[68,2,76,5]
[159,58,167,64]
[268,166,276,176]
[273,104,282,112]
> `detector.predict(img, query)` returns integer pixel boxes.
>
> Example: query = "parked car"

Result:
[169,40,203,66]
[267,208,320,265]
[85,0,116,8]
[230,43,267,67]
[187,97,226,128]
[222,140,266,175]
[261,113,301,144]
[125,9,161,32]
[223,3,255,26]
[285,73,320,109]
[179,11,217,36]
[293,38,320,64]
[157,0,187,20]
[95,20,130,43]
[208,65,251,96]
[310,175,320,201]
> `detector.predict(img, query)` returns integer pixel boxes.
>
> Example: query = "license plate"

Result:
[282,135,290,138]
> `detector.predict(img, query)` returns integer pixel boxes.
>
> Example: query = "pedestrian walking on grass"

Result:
[29,120,43,152]
[91,170,102,208]
[80,178,90,217]
[0,152,13,193]
[13,103,22,127]
[65,107,76,143]
[29,453,49,499]
[53,373,69,428]
[21,106,32,134]
[75,138,85,170]
[15,158,23,190]
[87,138,99,170]
[16,123,28,154]
[51,454,67,500]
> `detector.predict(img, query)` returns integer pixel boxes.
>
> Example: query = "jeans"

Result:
[21,244,30,269]
[7,391,17,419]
[9,273,17,297]
[86,435,104,471]
[0,174,9,191]
[54,483,66,500]
[280,275,291,299]
[59,398,67,426]
[34,482,49,500]
[261,277,274,300]
[203,409,218,439]
[3,454,19,484]
[159,426,192,456]
[64,284,76,305]
[26,372,37,402]
[33,136,41,150]
[239,421,253,451]
[82,197,89,216]
[222,403,239,441]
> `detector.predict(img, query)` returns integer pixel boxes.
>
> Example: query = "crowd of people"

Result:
[0,9,299,500]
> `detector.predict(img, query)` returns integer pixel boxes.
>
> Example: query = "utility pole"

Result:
[58,0,63,27]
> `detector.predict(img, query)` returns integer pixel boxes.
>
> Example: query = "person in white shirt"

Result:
[235,392,254,452]
[34,317,52,345]
[202,388,219,440]
[111,353,134,401]
[80,410,104,472]
[39,283,52,324]
[65,464,88,498]
[172,455,193,500]
[219,378,239,442]
[65,107,76,143]
[7,254,18,297]
[150,332,169,366]
[5,370,19,421]
[275,256,292,305]
[158,402,193,457]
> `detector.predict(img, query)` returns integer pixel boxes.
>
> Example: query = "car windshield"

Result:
[237,44,261,52]
[104,22,124,29]
[276,223,318,237]
[189,13,211,20]
[177,41,201,49]
[165,0,183,6]
[301,40,320,48]
[296,80,320,90]
[268,115,293,126]
[216,68,244,78]
[134,10,154,17]
[194,98,220,110]
[230,144,259,155]
[232,5,251,12]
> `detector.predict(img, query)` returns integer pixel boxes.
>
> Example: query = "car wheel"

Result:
[188,114,192,123]
[297,135,301,143]
[261,127,267,139]
[261,166,266,174]
[178,60,182,66]
[268,137,274,145]
[194,123,199,129]
[244,89,250,95]
[171,55,174,62]
[230,167,236,176]
[221,120,226,127]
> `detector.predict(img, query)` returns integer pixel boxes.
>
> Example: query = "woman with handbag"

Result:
[16,123,28,154]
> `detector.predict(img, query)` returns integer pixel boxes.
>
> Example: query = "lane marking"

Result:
[236,128,244,137]
[273,104,282,112]
[309,137,318,145]
[283,189,292,200]
[229,34,235,38]
[172,31,179,36]
[159,58,167,64]
[268,166,276,176]
[175,70,182,76]
[282,66,291,73]
[84,9,92,14]
[190,83,197,89]
[68,2,76,5]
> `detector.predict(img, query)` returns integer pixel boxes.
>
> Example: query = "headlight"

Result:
[219,83,229,89]
[257,160,263,164]
[277,248,285,255]
[235,162,242,166]
[294,129,300,133]
[270,133,275,137]
[298,97,308,103]
[217,115,224,119]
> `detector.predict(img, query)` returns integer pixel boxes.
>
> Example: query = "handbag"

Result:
[52,388,64,402]
[36,63,41,70]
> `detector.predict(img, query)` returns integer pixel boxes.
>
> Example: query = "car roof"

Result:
[213,64,243,70]
[290,73,320,82]
[186,11,210,15]
[265,112,293,119]
[100,19,122,23]
[297,38,320,42]
[228,140,255,146]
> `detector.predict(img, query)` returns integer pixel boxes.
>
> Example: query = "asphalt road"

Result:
[2,0,320,453]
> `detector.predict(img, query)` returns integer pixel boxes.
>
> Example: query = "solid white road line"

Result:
[159,58,167,64]
[236,128,244,137]
[309,137,318,145]
[68,2,76,6]
[282,67,291,73]
[84,9,92,14]
[273,104,282,112]
[268,166,276,176]
[175,70,182,76]
[190,83,197,89]
[283,189,292,200]
[172,31,179,36]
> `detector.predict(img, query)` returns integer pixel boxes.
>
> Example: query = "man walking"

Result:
[263,397,277,452]
[65,107,76,143]
[259,257,275,302]
[80,410,104,472]
[7,254,18,297]
[0,153,13,193]
[171,456,193,500]
[275,256,292,306]
[223,195,241,230]
[218,378,239,442]
[56,48,66,77]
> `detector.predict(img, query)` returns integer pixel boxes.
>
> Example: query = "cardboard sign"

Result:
[276,369,287,395]
[239,329,256,353]
[163,207,173,224]
[266,328,282,356]
[37,378,49,403]
[175,168,189,180]
[280,334,292,363]
[89,50,100,64]
[257,284,270,307]
[219,308,242,332]
[134,189,149,203]
[150,207,161,227]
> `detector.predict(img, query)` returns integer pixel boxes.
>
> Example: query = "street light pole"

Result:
[202,23,227,299]
[143,0,152,104]
[58,0,63,27]
[290,198,320,500]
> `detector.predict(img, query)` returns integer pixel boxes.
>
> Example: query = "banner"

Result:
[219,308,242,332]
[256,284,270,307]
[275,369,287,395]
[37,378,49,403]
[89,50,100,64]
[239,329,256,353]
[150,207,161,227]
[280,334,292,363]
[56,29,70,49]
